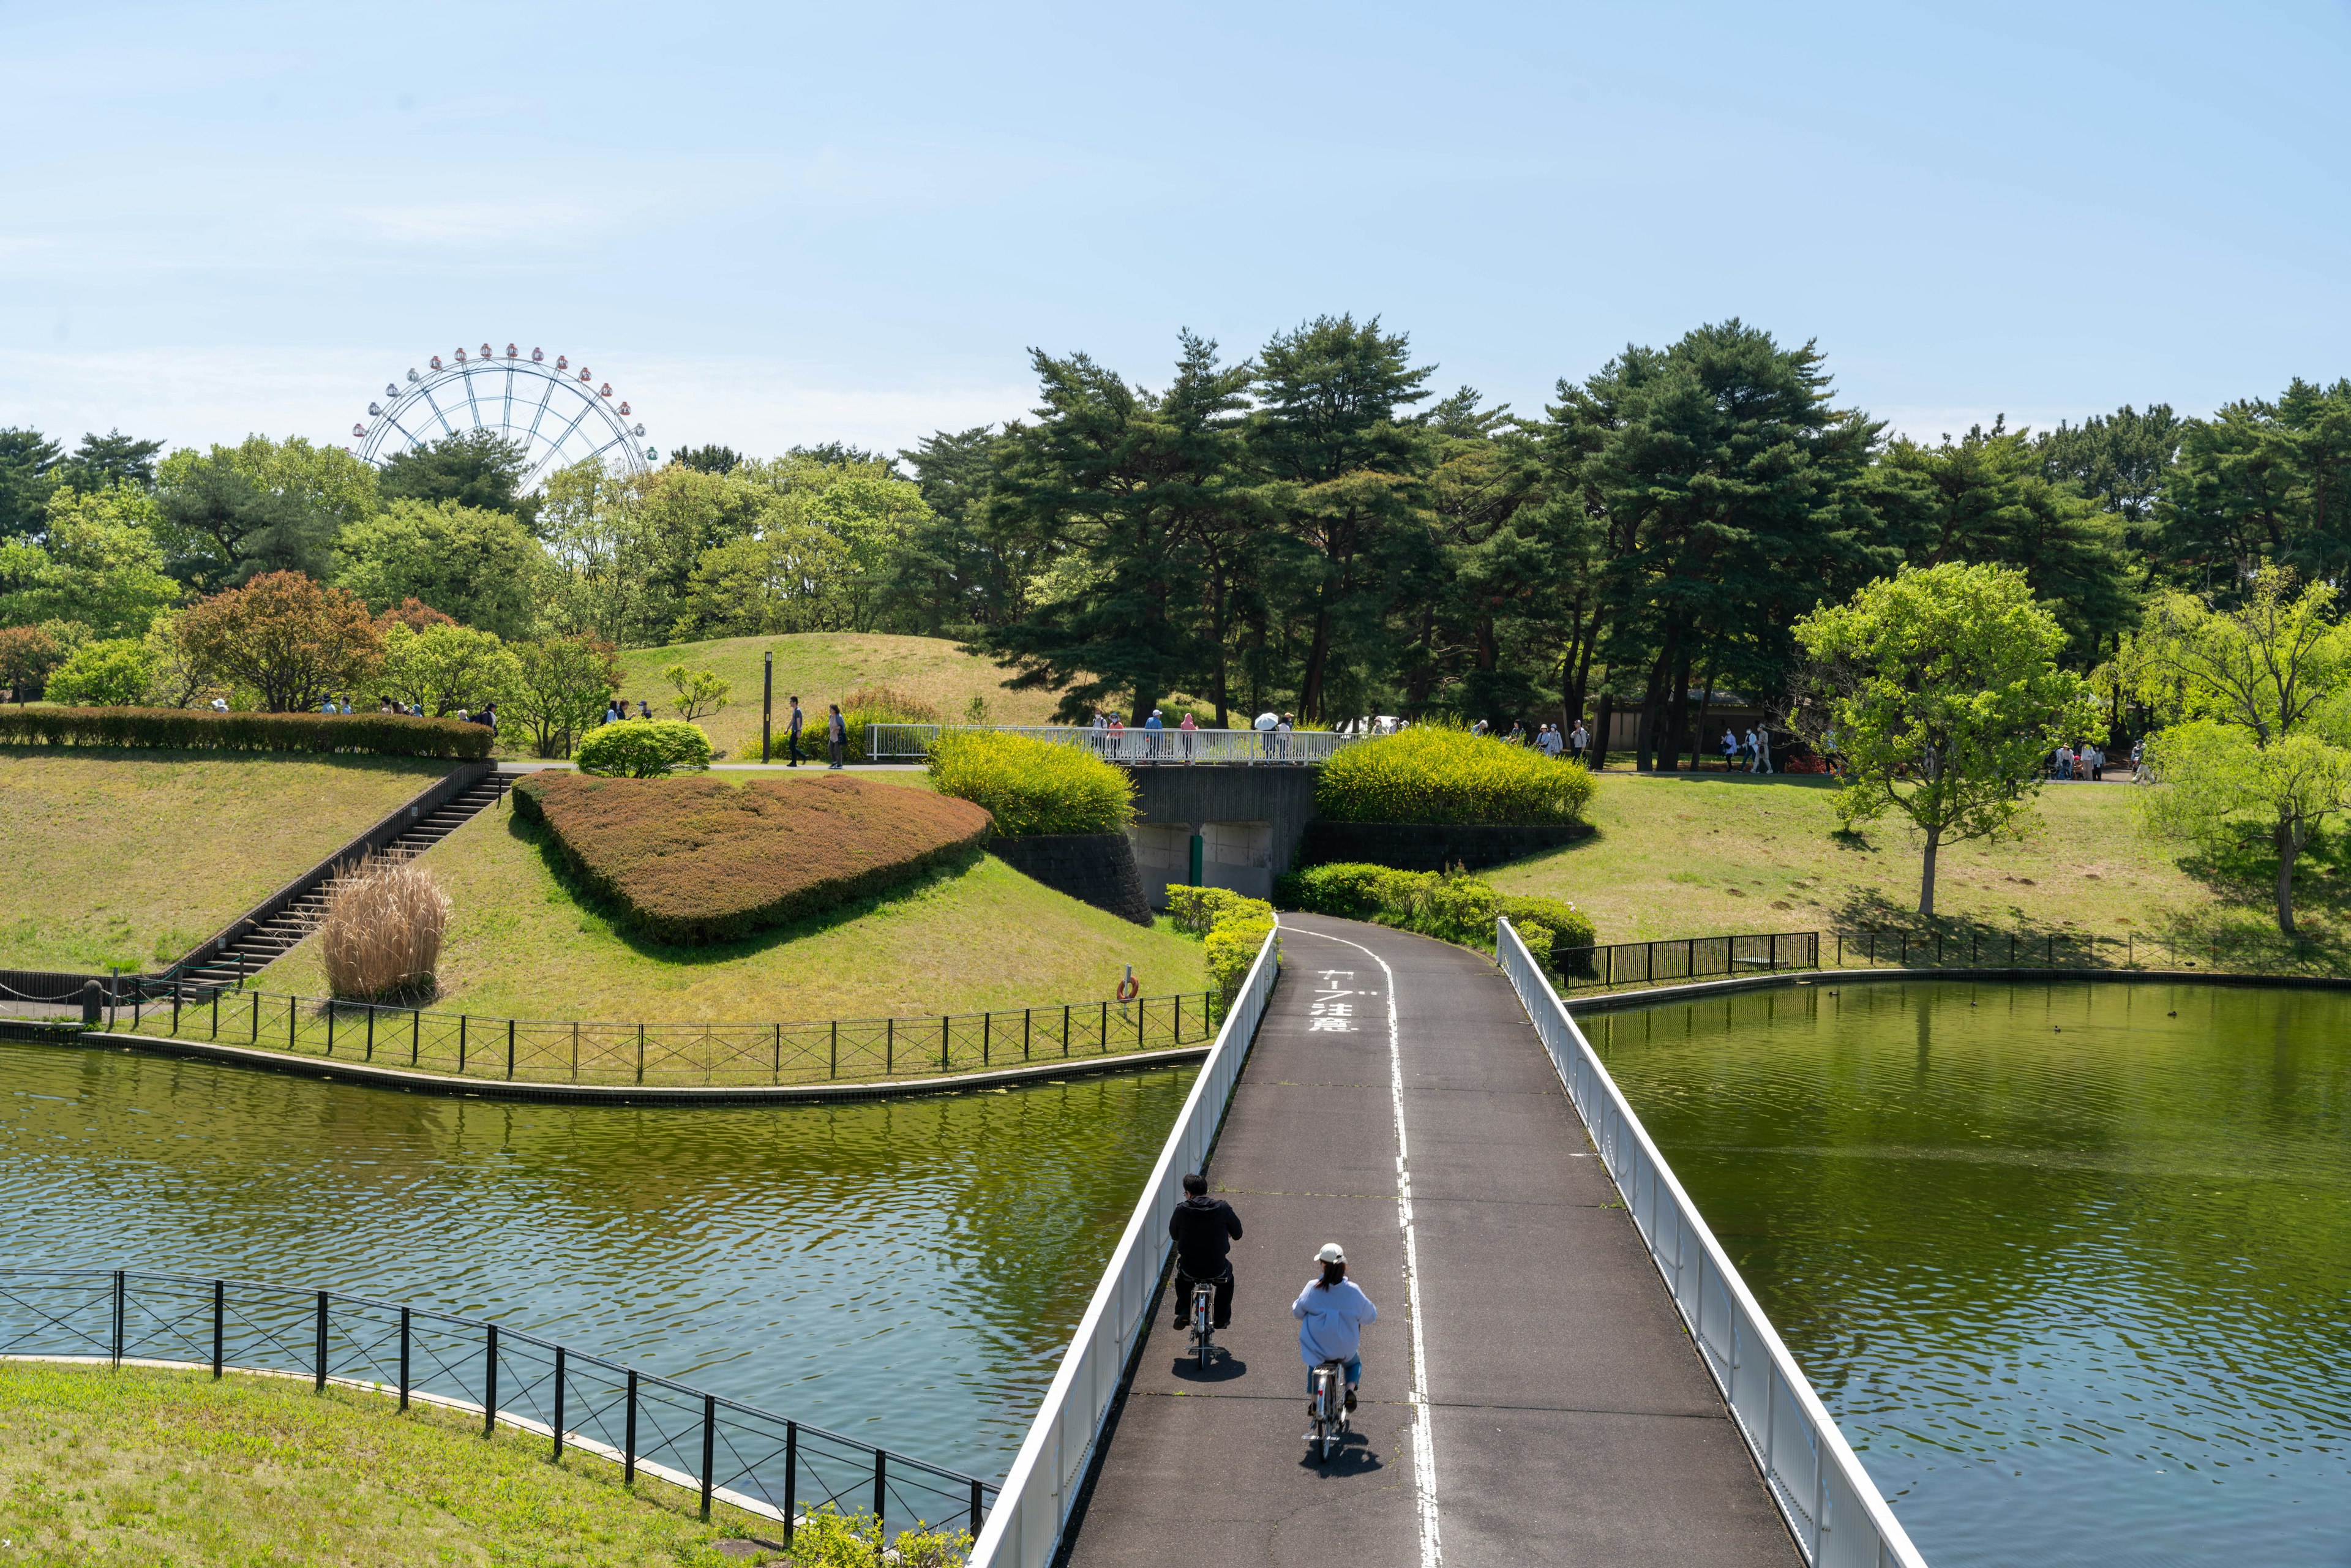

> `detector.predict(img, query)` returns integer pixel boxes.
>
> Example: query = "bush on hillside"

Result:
[0,705,494,758]
[511,771,993,943]
[1275,860,1595,972]
[574,719,713,777]
[42,637,156,707]
[1167,887,1278,1005]
[927,730,1134,836]
[319,852,449,1001]
[1317,726,1594,825]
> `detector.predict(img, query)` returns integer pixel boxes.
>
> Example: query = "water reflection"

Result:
[1592,980,2351,1568]
[0,1041,1194,1477]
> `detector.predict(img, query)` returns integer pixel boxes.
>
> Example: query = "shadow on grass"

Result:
[503,808,992,967]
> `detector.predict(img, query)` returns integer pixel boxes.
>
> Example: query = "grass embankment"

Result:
[607,633,1062,762]
[1493,771,2337,959]
[1,751,448,973]
[258,772,1209,1021]
[0,1361,751,1564]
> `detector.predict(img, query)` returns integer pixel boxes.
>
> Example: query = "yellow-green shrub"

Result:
[1168,886,1277,1005]
[927,730,1134,836]
[1318,726,1593,825]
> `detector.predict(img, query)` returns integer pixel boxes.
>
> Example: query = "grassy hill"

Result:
[608,632,1067,761]
[256,771,1210,1022]
[1491,771,2338,961]
[1,751,448,973]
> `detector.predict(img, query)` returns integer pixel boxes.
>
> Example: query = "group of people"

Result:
[1470,718,1578,759]
[1169,1173,1378,1416]
[302,694,501,732]
[2051,742,2109,781]
[1719,726,1778,773]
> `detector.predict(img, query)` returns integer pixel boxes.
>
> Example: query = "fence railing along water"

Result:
[967,928,1280,1568]
[70,985,1219,1090]
[864,724,1351,765]
[0,1268,992,1543]
[1554,931,1821,991]
[1496,918,1927,1568]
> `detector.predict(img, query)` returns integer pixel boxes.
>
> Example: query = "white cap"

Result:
[1316,1243,1345,1264]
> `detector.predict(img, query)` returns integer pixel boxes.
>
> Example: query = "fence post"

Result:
[887,1017,894,1074]
[458,1015,468,1074]
[172,983,181,1033]
[773,1022,781,1082]
[313,1291,328,1390]
[506,1020,516,1081]
[552,1346,566,1461]
[873,1450,888,1539]
[111,1269,124,1367]
[970,1478,985,1539]
[212,1279,224,1378]
[483,1325,498,1438]
[412,1010,421,1065]
[288,994,296,1050]
[623,1370,639,1485]
[366,1006,375,1062]
[783,1421,798,1545]
[1138,998,1144,1049]
[399,1307,410,1409]
[982,1011,991,1067]
[1100,999,1108,1053]
[699,1392,716,1520]
[212,989,220,1038]
[942,1015,950,1072]
[1063,1003,1071,1057]
[830,1021,838,1080]
[326,1007,335,1056]
[1172,996,1181,1044]
[636,1024,645,1086]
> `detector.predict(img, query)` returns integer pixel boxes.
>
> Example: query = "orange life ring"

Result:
[1116,975,1141,1002]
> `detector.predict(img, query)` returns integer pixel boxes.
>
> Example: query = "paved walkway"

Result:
[1063,914,1796,1568]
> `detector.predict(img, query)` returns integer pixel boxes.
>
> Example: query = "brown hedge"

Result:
[512,772,993,944]
[0,706,495,759]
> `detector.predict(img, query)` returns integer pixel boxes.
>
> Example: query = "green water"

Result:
[1589,980,2351,1568]
[0,1040,1194,1479]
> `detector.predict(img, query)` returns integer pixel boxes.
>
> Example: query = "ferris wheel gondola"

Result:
[348,343,659,478]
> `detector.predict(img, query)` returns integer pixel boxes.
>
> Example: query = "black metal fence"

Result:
[81,988,1218,1090]
[0,1268,990,1542]
[1551,931,1821,991]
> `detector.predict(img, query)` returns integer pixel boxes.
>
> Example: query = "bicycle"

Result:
[1305,1358,1349,1460]
[1188,1277,1218,1370]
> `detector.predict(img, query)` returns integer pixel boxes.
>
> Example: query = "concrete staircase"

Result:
[179,773,511,990]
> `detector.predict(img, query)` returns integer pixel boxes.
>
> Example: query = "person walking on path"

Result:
[1751,727,1773,774]
[1169,1173,1243,1331]
[826,703,847,768]
[1178,710,1197,762]
[1254,708,1279,760]
[1292,1242,1377,1415]
[787,695,804,767]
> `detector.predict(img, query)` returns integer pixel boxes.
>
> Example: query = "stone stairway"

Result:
[178,773,512,990]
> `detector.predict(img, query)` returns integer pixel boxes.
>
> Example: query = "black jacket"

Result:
[1169,1195,1242,1277]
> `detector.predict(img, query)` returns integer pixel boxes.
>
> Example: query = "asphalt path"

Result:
[1062,913,1796,1568]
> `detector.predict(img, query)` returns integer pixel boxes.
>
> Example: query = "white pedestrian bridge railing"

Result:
[863,724,1349,765]
[966,929,1280,1568]
[1496,917,1930,1568]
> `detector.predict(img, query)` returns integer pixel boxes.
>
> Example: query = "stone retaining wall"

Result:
[1297,819,1593,872]
[990,832,1153,925]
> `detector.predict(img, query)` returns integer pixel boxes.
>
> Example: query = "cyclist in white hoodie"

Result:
[1292,1242,1378,1415]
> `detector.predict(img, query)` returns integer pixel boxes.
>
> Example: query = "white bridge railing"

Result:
[864,724,1350,765]
[1496,917,1929,1568]
[967,929,1280,1568]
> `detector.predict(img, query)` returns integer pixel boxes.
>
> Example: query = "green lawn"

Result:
[1,750,451,973]
[602,632,1067,763]
[0,1361,825,1565]
[1492,770,2344,961]
[255,771,1209,1022]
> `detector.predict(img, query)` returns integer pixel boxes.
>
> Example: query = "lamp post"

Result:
[762,650,773,765]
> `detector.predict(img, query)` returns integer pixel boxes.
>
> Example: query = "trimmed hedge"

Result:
[1316,726,1593,825]
[575,719,713,777]
[927,730,1134,836]
[1166,886,1277,1004]
[1275,861,1595,971]
[0,705,494,759]
[512,771,992,944]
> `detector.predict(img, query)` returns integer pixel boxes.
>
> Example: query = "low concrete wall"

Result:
[991,833,1152,925]
[1297,819,1593,872]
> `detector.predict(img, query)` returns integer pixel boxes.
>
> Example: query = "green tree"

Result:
[669,444,744,475]
[0,486,182,639]
[154,435,382,589]
[1791,562,2095,917]
[0,624,62,704]
[2121,566,2351,932]
[509,635,623,759]
[140,611,217,708]
[177,571,381,712]
[57,429,165,495]
[2157,380,2351,598]
[663,663,730,720]
[378,429,533,519]
[378,623,520,717]
[334,498,552,639]
[897,425,1028,634]
[0,427,62,539]
[44,637,157,707]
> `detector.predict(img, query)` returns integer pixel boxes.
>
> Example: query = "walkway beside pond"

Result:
[1062,913,1796,1568]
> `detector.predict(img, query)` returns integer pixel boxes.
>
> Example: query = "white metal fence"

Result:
[966,929,1281,1568]
[1495,918,1929,1568]
[864,724,1350,765]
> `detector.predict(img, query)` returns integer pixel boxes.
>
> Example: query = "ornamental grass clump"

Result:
[318,852,450,1001]
[1316,726,1593,825]
[926,730,1134,836]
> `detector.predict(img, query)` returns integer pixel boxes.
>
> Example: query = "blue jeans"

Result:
[1307,1355,1361,1392]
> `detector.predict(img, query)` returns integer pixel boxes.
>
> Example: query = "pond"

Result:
[0,1040,1194,1480]
[1588,979,2351,1568]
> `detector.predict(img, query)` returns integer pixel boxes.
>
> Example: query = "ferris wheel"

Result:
[350,342,658,484]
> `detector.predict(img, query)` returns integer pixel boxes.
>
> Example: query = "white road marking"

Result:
[1284,921,1443,1568]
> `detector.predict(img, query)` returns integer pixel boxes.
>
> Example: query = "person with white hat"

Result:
[1291,1242,1378,1415]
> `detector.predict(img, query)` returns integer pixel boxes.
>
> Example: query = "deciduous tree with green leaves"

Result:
[2122,566,2351,933]
[334,497,552,639]
[0,623,62,705]
[509,635,623,759]
[44,637,158,707]
[378,623,520,718]
[1791,561,2095,916]
[177,571,381,713]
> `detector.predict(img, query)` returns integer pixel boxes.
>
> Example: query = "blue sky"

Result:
[4,0,2347,462]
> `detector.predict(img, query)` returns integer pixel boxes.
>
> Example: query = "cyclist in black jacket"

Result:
[1169,1172,1243,1330]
